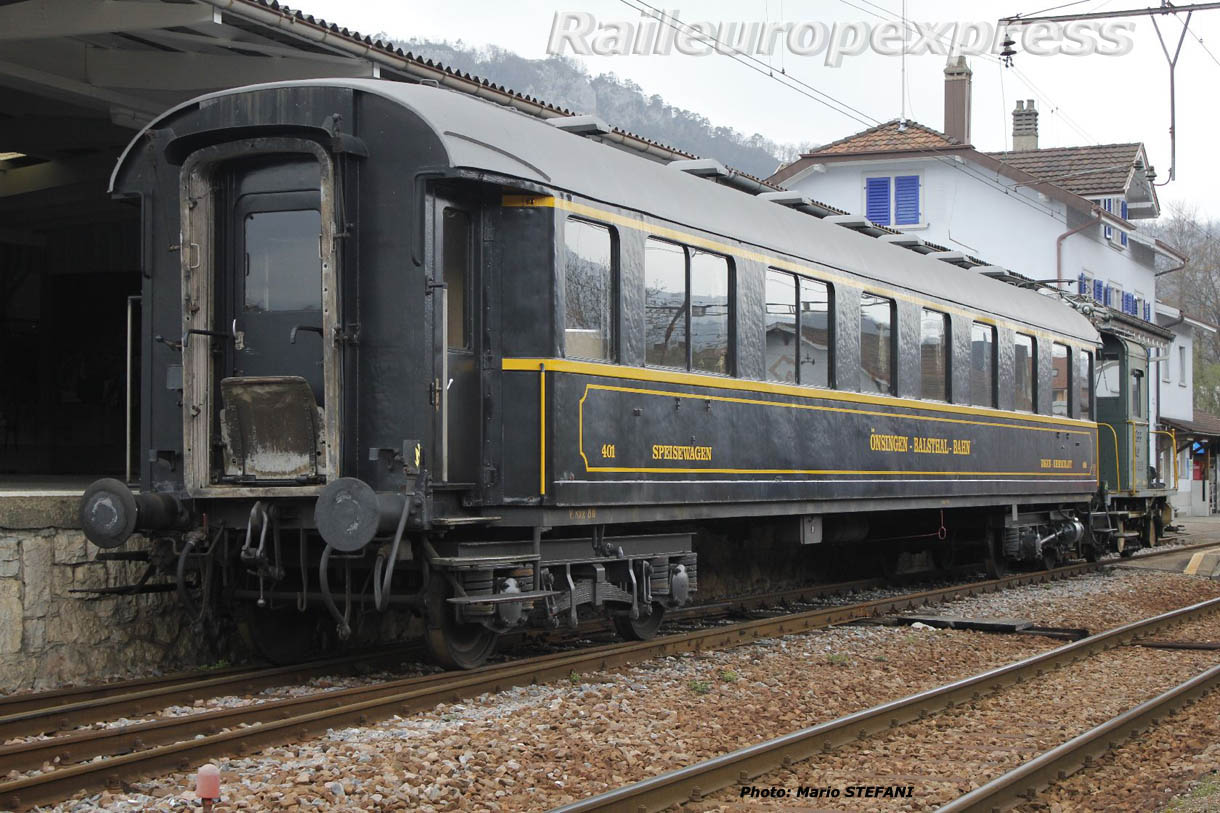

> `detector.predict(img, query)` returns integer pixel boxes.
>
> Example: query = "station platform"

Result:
[0,476,95,529]
[1115,516,1220,578]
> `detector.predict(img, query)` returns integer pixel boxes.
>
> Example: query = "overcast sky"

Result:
[293,0,1220,217]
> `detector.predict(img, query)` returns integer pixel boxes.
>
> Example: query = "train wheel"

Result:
[424,581,499,670]
[613,603,667,641]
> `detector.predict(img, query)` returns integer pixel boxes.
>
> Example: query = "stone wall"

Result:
[0,496,195,693]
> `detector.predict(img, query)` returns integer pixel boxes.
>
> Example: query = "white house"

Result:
[768,56,1212,512]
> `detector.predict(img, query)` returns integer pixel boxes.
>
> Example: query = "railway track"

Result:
[0,573,898,746]
[548,579,1220,812]
[935,661,1220,812]
[0,557,1119,811]
[0,646,425,740]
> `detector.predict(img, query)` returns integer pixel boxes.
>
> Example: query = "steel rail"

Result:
[0,562,1104,811]
[0,574,890,739]
[0,647,423,741]
[0,574,971,776]
[935,662,1220,812]
[0,646,421,719]
[547,594,1220,813]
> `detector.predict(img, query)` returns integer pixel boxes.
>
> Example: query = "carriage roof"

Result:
[114,78,1100,345]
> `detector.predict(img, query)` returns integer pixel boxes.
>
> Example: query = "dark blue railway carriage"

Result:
[81,79,1103,667]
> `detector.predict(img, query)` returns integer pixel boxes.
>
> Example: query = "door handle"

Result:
[181,328,232,347]
[290,325,324,344]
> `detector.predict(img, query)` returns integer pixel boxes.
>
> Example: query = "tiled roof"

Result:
[806,119,961,155]
[986,143,1142,197]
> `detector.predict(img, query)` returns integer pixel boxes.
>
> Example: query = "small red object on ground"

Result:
[196,763,220,810]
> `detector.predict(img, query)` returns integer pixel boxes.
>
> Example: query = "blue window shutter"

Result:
[894,175,920,225]
[865,177,891,224]
[1120,200,1129,246]
[1078,273,1087,295]
[1103,198,1113,240]
[1093,279,1104,301]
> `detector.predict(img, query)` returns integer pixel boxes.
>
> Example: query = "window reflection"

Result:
[970,322,996,407]
[860,293,894,394]
[1051,343,1070,417]
[644,239,687,368]
[690,250,729,374]
[920,309,949,401]
[1014,333,1036,413]
[564,219,614,361]
[244,209,321,312]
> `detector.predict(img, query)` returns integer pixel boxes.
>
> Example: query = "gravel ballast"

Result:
[29,563,1219,812]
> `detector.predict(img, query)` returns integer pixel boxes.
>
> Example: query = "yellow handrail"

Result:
[1150,429,1179,490]
[1097,422,1122,491]
[1131,421,1137,492]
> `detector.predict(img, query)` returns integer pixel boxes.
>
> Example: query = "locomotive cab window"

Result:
[1051,343,1071,417]
[970,322,997,408]
[645,238,733,374]
[1131,368,1143,418]
[859,293,895,394]
[1014,333,1036,413]
[765,269,833,388]
[563,218,616,361]
[1078,349,1093,420]
[919,309,949,401]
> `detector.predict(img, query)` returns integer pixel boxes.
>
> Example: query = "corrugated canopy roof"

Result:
[1162,410,1220,439]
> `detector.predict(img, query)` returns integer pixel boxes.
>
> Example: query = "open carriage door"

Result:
[180,141,341,494]
[430,193,479,485]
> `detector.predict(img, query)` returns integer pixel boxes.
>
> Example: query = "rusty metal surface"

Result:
[548,594,1220,813]
[0,562,1111,811]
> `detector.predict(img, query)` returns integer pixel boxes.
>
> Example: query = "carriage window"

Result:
[563,218,615,361]
[765,271,797,383]
[1131,369,1143,418]
[970,322,996,407]
[244,209,322,312]
[645,238,688,368]
[1051,342,1070,417]
[859,293,895,394]
[1078,349,1093,420]
[799,277,832,387]
[766,271,832,387]
[443,208,471,349]
[690,250,731,374]
[920,309,949,401]
[1014,333,1036,413]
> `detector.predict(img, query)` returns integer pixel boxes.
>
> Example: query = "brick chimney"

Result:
[1012,99,1038,151]
[943,56,972,145]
